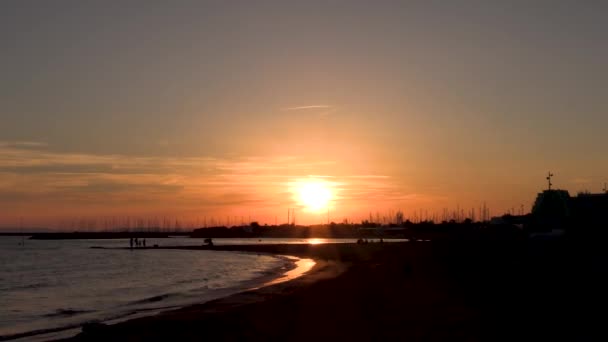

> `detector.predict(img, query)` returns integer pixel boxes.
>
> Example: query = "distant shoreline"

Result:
[1,220,531,241]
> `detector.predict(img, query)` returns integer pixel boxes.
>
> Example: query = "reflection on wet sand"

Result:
[263,257,316,286]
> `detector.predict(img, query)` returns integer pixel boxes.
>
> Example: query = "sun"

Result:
[296,180,332,212]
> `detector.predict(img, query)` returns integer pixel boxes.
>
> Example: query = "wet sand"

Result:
[67,240,608,341]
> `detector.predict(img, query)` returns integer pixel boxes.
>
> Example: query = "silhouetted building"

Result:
[570,193,608,230]
[530,190,571,231]
[529,189,608,233]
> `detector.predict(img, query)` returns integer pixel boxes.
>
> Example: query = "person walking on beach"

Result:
[143,239,146,248]
[130,238,133,249]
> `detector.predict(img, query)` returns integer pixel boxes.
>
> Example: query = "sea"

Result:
[0,237,353,341]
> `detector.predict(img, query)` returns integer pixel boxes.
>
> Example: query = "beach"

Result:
[61,239,608,341]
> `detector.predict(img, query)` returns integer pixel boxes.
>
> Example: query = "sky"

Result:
[1,1,607,228]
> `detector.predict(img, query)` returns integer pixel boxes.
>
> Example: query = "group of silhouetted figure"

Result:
[129,237,146,249]
[356,238,383,244]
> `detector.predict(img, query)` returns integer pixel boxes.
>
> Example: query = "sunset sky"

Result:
[1,1,607,228]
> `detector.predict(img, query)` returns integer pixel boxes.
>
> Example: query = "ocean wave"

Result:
[0,282,49,292]
[0,239,298,340]
[44,308,95,318]
[129,293,174,305]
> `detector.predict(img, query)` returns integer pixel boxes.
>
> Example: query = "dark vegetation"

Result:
[190,220,528,240]
[19,220,524,240]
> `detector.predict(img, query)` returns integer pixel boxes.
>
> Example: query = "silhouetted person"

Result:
[143,239,146,247]
[130,238,133,249]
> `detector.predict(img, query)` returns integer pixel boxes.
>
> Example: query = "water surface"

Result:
[0,237,290,340]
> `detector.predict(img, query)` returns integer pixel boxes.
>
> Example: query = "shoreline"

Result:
[64,243,359,341]
[0,248,318,342]
[50,239,608,340]
[65,243,399,341]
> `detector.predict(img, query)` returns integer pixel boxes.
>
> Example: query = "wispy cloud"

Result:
[0,141,48,148]
[345,175,390,179]
[0,146,342,209]
[0,144,423,225]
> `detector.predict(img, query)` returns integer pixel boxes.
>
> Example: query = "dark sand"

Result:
[67,240,608,341]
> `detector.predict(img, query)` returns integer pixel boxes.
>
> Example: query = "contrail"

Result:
[282,105,332,111]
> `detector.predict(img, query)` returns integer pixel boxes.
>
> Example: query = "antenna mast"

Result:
[287,208,295,226]
[546,172,554,190]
